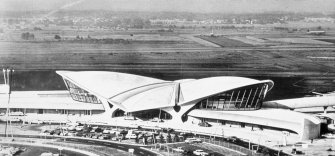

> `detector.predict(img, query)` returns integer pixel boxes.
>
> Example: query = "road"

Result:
[64,137,156,156]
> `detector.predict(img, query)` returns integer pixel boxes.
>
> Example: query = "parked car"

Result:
[53,129,61,135]
[103,128,112,134]
[9,112,24,116]
[227,136,239,142]
[92,134,100,139]
[90,126,99,133]
[151,117,163,122]
[110,129,120,134]
[193,149,209,156]
[76,132,85,137]
[162,128,174,133]
[198,121,211,127]
[120,130,128,135]
[60,132,68,136]
[67,131,77,136]
[75,126,84,131]
[172,147,184,153]
[66,126,76,131]
[185,138,202,143]
[39,132,49,136]
[124,116,136,120]
[99,134,111,140]
[126,133,137,139]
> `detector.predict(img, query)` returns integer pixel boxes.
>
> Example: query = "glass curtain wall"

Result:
[195,83,268,111]
[64,80,102,104]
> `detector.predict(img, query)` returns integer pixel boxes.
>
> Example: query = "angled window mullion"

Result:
[206,98,209,109]
[227,91,234,110]
[234,90,240,109]
[250,87,259,109]
[255,85,265,109]
[239,89,247,110]
[244,89,253,109]
[216,96,220,110]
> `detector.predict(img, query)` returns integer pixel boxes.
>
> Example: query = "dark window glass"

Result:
[65,80,102,104]
[194,83,268,111]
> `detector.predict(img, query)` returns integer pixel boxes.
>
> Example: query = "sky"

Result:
[1,0,335,14]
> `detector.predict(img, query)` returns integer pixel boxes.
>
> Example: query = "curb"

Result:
[0,140,99,156]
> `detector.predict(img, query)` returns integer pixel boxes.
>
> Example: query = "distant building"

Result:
[307,30,326,35]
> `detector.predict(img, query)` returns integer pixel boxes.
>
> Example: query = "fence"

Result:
[199,136,262,156]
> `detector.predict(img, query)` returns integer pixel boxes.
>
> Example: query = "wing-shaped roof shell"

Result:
[179,76,273,105]
[56,71,167,99]
[57,71,274,112]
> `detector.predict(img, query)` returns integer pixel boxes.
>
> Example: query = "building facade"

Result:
[55,71,320,140]
[0,71,321,140]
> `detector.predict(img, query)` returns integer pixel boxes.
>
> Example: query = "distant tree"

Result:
[152,135,156,144]
[95,127,103,133]
[33,27,42,31]
[175,135,180,142]
[159,134,164,143]
[172,135,177,142]
[122,18,132,26]
[29,33,35,40]
[166,133,172,143]
[261,147,270,156]
[144,19,151,28]
[21,32,34,40]
[112,19,122,27]
[132,18,144,29]
[144,135,148,145]
[82,125,92,133]
[21,32,28,40]
[135,133,139,143]
[54,35,61,40]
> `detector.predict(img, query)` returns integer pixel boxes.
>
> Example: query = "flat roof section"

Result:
[188,109,321,140]
[0,91,104,110]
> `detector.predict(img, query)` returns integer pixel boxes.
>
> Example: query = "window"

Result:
[38,109,43,114]
[195,83,268,111]
[64,80,102,104]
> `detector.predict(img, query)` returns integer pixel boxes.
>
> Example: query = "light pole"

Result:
[3,68,14,139]
[58,147,63,155]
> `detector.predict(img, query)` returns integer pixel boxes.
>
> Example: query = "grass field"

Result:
[196,35,253,47]
[1,28,335,100]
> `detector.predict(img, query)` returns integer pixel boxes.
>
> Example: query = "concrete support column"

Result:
[163,103,197,124]
[323,106,328,114]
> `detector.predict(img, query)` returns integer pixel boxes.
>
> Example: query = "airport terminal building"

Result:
[0,71,321,140]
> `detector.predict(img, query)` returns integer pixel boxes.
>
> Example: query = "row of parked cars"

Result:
[40,123,190,144]
[171,138,209,155]
[172,147,209,156]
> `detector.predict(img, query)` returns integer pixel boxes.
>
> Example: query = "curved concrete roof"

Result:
[56,71,167,99]
[57,71,273,112]
[122,84,176,112]
[179,76,274,105]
